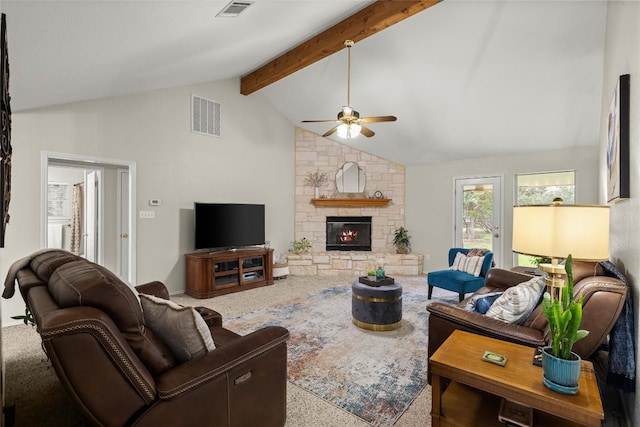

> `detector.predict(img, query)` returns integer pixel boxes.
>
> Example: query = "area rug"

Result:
[224,276,457,426]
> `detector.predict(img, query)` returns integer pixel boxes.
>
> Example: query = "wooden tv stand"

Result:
[185,248,274,298]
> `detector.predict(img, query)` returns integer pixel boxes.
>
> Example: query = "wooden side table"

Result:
[430,330,603,427]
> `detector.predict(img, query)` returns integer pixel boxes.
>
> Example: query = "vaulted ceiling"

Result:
[4,0,607,165]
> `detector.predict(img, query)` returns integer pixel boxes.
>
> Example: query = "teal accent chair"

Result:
[427,248,494,302]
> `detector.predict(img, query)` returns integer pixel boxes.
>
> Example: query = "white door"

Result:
[84,170,99,262]
[454,176,503,265]
[117,169,129,281]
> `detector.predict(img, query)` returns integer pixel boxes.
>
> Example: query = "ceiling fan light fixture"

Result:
[338,108,359,121]
[301,40,396,138]
[337,123,361,139]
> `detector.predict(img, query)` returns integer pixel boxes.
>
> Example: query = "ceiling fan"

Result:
[301,40,397,139]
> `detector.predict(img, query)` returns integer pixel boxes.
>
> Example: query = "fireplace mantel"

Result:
[311,198,391,207]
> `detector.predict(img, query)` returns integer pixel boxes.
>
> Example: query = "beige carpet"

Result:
[3,275,434,426]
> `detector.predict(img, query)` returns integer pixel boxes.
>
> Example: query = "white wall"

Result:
[0,77,295,325]
[406,146,599,272]
[599,1,640,422]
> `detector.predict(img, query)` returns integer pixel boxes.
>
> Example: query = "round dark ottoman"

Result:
[351,281,403,331]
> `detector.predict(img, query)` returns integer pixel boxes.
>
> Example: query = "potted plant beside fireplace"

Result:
[292,237,312,255]
[393,226,411,254]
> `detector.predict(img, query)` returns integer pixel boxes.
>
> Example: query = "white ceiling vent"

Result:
[191,95,221,138]
[216,1,254,18]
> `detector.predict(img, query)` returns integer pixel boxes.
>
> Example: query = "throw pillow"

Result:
[449,252,484,277]
[462,255,484,277]
[464,292,504,314]
[139,293,215,363]
[485,276,546,325]
[450,252,466,270]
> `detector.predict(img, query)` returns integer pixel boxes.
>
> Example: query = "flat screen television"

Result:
[194,203,265,250]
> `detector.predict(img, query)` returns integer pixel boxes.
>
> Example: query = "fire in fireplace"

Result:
[326,216,372,251]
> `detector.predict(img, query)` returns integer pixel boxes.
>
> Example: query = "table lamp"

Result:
[512,199,609,299]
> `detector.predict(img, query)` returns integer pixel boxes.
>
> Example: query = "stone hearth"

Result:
[287,252,424,277]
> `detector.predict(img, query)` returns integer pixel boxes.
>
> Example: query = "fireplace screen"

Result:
[326,216,372,251]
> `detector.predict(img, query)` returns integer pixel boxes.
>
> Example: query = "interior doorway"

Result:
[41,152,137,285]
[46,164,102,261]
[454,176,503,265]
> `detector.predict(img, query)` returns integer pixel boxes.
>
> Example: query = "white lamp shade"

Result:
[512,204,610,261]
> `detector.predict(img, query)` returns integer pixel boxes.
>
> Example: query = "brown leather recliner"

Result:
[3,249,289,427]
[427,262,627,381]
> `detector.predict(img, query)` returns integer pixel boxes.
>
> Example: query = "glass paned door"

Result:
[454,176,502,264]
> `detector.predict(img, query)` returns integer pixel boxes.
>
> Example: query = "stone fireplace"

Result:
[326,216,372,251]
[291,127,423,276]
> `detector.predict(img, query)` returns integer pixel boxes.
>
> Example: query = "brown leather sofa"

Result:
[3,249,289,427]
[427,262,627,380]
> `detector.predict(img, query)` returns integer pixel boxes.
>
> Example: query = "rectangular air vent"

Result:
[191,95,221,138]
[216,1,254,18]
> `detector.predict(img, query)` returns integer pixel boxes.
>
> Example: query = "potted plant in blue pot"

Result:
[540,254,588,394]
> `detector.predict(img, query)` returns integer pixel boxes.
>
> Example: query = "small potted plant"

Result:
[366,269,376,281]
[393,226,411,254]
[291,237,312,255]
[540,254,588,393]
[304,169,328,199]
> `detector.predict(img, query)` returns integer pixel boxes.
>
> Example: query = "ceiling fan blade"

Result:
[301,119,339,123]
[360,125,375,137]
[323,126,340,137]
[359,115,397,123]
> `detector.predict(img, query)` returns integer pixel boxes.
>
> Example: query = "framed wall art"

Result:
[0,13,12,247]
[606,74,630,203]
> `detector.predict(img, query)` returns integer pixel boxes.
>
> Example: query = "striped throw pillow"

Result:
[463,255,484,277]
[450,252,467,270]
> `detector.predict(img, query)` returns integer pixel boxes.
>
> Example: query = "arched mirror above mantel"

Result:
[311,161,391,207]
[336,162,365,193]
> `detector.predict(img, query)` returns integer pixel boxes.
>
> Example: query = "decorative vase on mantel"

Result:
[314,186,320,199]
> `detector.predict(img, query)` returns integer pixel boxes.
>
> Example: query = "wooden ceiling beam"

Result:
[240,0,440,95]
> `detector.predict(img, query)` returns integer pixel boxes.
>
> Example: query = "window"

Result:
[48,182,70,220]
[514,170,575,266]
[516,171,575,205]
